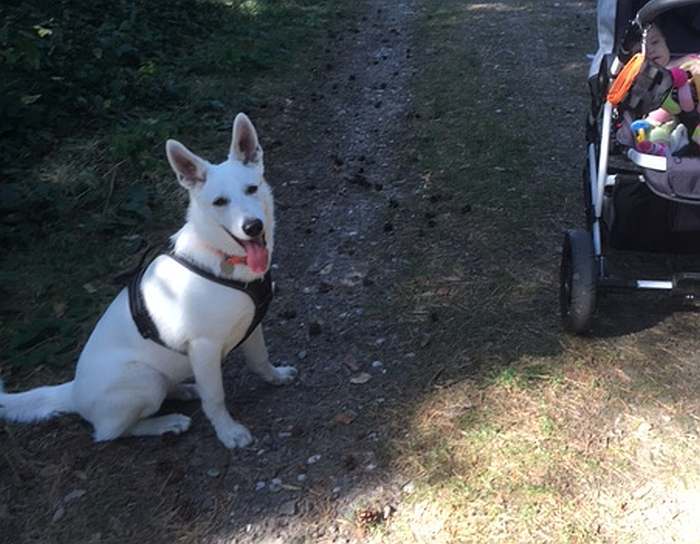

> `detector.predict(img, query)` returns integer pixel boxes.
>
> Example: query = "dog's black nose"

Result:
[242,218,263,238]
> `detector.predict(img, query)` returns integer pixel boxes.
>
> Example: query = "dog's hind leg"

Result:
[167,383,199,401]
[79,362,172,442]
[241,325,297,385]
[127,414,191,436]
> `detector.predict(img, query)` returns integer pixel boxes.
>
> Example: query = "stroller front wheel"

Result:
[560,229,597,333]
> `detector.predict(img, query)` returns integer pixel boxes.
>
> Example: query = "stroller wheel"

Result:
[560,229,597,333]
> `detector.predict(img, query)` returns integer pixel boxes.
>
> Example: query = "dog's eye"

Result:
[245,185,258,195]
[213,197,229,207]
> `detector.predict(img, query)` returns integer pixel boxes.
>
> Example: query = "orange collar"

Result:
[203,243,247,266]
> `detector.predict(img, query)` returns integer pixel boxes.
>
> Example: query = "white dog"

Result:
[0,113,297,448]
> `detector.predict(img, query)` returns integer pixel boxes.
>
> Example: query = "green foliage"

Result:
[0,0,332,176]
[2,0,204,168]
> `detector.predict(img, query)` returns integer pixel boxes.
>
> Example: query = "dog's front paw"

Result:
[268,365,298,386]
[216,421,253,449]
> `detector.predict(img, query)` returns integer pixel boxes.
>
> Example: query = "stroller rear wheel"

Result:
[560,229,597,333]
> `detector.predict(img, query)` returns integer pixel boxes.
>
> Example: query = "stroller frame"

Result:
[561,0,700,333]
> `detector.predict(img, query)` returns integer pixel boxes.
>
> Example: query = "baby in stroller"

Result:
[630,23,700,155]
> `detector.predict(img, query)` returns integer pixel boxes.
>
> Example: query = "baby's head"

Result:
[646,24,671,66]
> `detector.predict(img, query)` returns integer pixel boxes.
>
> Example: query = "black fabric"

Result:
[658,4,700,53]
[622,58,673,116]
[608,175,700,251]
[615,1,700,57]
[128,253,273,354]
[128,259,182,352]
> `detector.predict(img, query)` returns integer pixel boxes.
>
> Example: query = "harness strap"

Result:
[167,253,273,349]
[127,252,273,354]
[128,259,180,352]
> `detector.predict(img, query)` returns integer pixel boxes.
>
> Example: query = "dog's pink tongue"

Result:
[242,241,268,274]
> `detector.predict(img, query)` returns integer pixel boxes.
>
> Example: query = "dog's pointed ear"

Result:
[166,140,207,189]
[230,113,263,165]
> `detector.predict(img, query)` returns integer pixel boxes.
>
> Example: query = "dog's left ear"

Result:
[230,113,263,165]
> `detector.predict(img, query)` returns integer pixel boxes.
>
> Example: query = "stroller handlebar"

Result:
[636,0,700,26]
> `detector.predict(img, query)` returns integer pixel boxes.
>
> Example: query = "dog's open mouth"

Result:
[222,227,268,273]
[238,236,268,274]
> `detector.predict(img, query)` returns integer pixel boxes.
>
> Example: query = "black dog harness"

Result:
[127,253,273,355]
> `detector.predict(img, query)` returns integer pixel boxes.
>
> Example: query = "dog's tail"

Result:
[0,379,76,423]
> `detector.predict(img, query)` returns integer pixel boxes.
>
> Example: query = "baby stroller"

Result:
[560,0,700,333]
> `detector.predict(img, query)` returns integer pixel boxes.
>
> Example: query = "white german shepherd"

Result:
[0,113,296,448]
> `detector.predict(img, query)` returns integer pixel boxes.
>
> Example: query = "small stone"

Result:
[371,360,384,369]
[297,473,307,482]
[255,481,266,491]
[307,454,322,465]
[269,478,283,493]
[297,350,307,360]
[333,411,357,425]
[366,463,377,471]
[332,486,342,494]
[350,372,372,384]
[383,505,394,519]
[402,482,415,494]
[206,468,221,478]
[52,506,65,523]
[64,489,87,503]
[320,263,334,275]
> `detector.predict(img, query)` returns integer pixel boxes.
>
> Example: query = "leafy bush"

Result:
[0,0,240,175]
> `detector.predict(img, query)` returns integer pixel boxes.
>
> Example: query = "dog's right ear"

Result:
[166,140,207,189]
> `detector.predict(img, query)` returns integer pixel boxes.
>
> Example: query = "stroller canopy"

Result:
[590,0,700,77]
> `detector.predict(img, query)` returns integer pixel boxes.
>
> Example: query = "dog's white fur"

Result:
[0,113,296,448]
